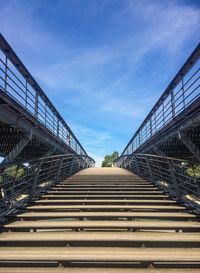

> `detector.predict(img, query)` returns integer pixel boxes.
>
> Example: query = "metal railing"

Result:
[0,154,95,221]
[115,154,200,209]
[0,34,87,156]
[122,43,200,155]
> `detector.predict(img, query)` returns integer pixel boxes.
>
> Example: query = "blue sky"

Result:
[1,0,200,165]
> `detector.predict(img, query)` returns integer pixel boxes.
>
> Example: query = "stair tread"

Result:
[1,167,199,271]
[4,220,200,228]
[1,232,200,242]
[47,191,163,194]
[12,211,196,218]
[26,205,186,210]
[0,247,200,262]
[35,199,176,203]
[0,268,199,273]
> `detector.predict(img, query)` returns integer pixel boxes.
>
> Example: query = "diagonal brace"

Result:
[1,133,31,164]
[179,131,200,161]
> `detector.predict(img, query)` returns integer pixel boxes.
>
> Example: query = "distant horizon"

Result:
[1,0,200,166]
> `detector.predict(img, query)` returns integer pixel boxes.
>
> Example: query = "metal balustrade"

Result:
[115,154,200,209]
[0,154,95,221]
[122,43,200,155]
[0,34,87,156]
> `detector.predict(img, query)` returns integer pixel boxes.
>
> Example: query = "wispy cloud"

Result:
[1,0,199,164]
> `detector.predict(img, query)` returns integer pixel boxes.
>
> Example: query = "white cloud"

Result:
[30,0,200,119]
[1,0,199,161]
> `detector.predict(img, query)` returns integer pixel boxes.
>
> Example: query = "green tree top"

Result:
[101,151,118,167]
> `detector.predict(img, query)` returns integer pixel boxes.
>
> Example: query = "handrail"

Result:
[0,153,95,169]
[0,34,87,156]
[115,154,200,209]
[0,154,95,221]
[122,43,200,155]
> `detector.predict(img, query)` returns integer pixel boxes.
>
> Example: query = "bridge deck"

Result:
[0,167,200,271]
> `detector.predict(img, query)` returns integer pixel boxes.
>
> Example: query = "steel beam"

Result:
[1,135,30,164]
[153,146,166,156]
[0,102,70,156]
[179,131,200,161]
[138,111,200,156]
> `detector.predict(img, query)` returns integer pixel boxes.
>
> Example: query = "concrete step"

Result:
[3,220,200,232]
[41,194,170,200]
[25,204,187,212]
[47,190,164,195]
[52,185,158,191]
[0,247,199,266]
[9,211,197,221]
[1,167,199,271]
[0,268,199,273]
[33,199,177,205]
[0,232,200,247]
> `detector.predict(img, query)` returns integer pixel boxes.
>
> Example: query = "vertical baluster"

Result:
[4,56,8,92]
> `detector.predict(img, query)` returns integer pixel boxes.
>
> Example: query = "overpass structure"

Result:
[0,34,88,164]
[0,35,200,272]
[120,44,200,161]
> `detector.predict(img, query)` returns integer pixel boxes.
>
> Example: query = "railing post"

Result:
[146,157,154,181]
[135,156,141,176]
[150,118,153,137]
[69,156,75,176]
[182,78,186,109]
[138,133,141,146]
[57,121,59,137]
[83,160,87,170]
[168,159,181,199]
[128,156,132,170]
[171,91,175,119]
[25,80,28,109]
[56,158,64,183]
[44,104,47,126]
[162,103,166,126]
[34,93,38,118]
[30,160,42,199]
[77,159,81,171]
[122,158,126,169]
[4,56,8,92]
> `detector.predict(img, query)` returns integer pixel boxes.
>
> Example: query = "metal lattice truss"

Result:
[122,43,200,161]
[0,34,88,163]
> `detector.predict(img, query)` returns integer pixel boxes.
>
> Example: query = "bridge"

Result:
[0,34,200,272]
[0,34,88,164]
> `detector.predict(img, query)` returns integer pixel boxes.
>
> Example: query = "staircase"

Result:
[0,167,200,272]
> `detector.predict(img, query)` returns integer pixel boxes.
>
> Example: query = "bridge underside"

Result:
[0,91,73,163]
[153,127,200,159]
[136,106,200,162]
[0,121,52,160]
